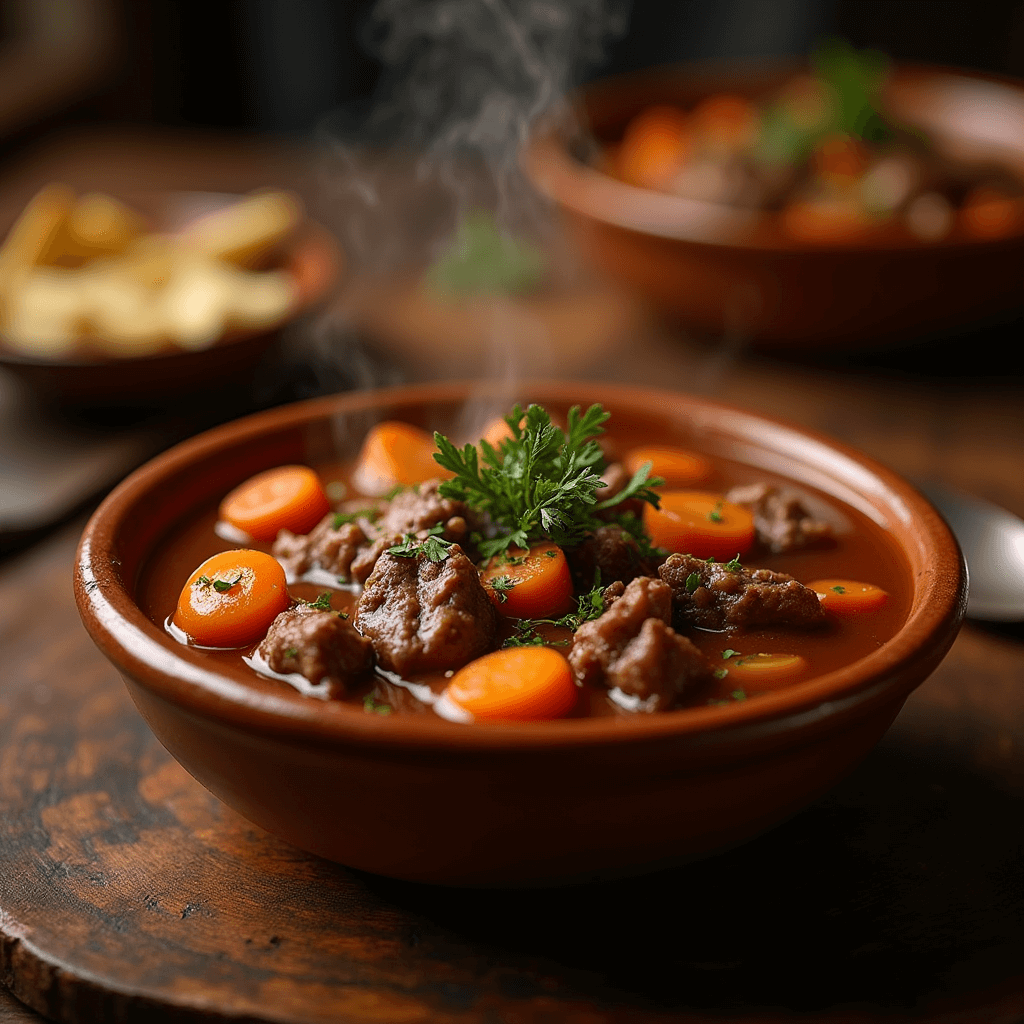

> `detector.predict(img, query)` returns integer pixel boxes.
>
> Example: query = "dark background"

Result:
[14,0,1024,146]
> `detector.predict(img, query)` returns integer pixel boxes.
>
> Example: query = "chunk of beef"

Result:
[659,552,826,631]
[567,524,659,589]
[349,479,474,583]
[259,603,374,689]
[595,462,644,520]
[273,514,367,581]
[569,576,710,710]
[725,482,834,554]
[354,543,498,675]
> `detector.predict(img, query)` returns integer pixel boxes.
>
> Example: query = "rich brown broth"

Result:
[137,440,913,721]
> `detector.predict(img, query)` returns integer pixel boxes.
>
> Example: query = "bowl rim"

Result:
[75,379,967,753]
[525,60,1024,255]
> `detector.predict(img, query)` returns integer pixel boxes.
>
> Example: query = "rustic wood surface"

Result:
[1,128,1023,1023]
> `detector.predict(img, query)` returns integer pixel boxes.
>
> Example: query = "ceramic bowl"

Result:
[526,63,1024,346]
[74,382,966,885]
[0,196,341,405]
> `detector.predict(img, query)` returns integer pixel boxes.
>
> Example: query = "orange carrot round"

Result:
[480,542,575,619]
[691,93,758,152]
[173,549,290,647]
[617,105,690,189]
[960,186,1023,240]
[624,445,712,488]
[807,578,888,614]
[444,646,577,721]
[352,421,446,495]
[644,491,754,560]
[722,652,808,688]
[220,465,329,543]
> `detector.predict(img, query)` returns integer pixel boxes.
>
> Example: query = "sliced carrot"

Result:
[480,542,575,619]
[220,465,330,543]
[812,132,870,187]
[691,93,758,153]
[352,420,447,496]
[480,416,514,450]
[644,491,754,560]
[721,652,809,689]
[173,549,290,647]
[807,578,888,614]
[444,646,577,721]
[617,105,690,189]
[960,186,1024,240]
[624,445,712,488]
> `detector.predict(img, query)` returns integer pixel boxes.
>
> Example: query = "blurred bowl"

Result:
[0,194,341,405]
[526,63,1024,346]
[75,381,965,885]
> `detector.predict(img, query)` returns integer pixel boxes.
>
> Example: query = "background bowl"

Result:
[526,63,1024,347]
[74,382,966,885]
[0,194,341,405]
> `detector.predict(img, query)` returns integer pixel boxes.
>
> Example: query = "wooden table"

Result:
[1,129,1024,1023]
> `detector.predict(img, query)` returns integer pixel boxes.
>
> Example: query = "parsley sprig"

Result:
[388,525,454,562]
[433,403,662,558]
[501,580,608,647]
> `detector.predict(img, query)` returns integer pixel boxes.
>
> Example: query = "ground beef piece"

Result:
[725,482,834,555]
[259,603,374,689]
[354,543,498,676]
[273,514,367,581]
[567,524,658,588]
[595,462,644,520]
[659,553,826,630]
[364,479,471,543]
[569,576,710,710]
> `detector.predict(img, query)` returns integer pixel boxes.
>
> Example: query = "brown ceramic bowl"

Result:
[0,196,341,405]
[526,63,1024,346]
[74,382,966,885]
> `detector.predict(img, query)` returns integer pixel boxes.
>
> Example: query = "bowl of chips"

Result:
[0,186,340,403]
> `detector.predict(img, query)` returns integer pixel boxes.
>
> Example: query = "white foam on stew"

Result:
[214,520,252,545]
[607,687,660,714]
[433,690,474,724]
[243,649,332,700]
[375,666,438,706]
[288,566,363,593]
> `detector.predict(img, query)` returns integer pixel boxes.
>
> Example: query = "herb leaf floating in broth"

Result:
[433,403,663,558]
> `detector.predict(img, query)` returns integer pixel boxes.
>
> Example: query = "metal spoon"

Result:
[917,482,1024,621]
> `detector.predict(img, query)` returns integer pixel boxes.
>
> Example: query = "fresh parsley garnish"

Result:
[306,592,334,612]
[731,689,748,701]
[831,585,846,594]
[284,647,298,659]
[505,580,607,644]
[708,500,724,523]
[502,629,549,648]
[722,649,740,660]
[713,667,729,680]
[433,403,662,558]
[685,572,701,594]
[196,575,211,587]
[363,694,392,715]
[388,524,454,562]
[213,575,242,593]
[487,575,517,602]
[724,554,743,572]
[333,509,378,529]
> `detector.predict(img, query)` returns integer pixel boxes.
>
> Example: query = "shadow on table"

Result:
[357,734,1024,1018]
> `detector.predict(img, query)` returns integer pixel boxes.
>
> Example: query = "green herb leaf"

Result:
[333,508,378,529]
[731,689,748,701]
[722,649,740,660]
[708,500,724,523]
[685,572,701,594]
[363,694,392,715]
[284,647,298,659]
[487,575,517,603]
[436,403,659,558]
[831,585,847,594]
[714,667,729,680]
[388,525,454,563]
[196,575,211,587]
[306,592,333,612]
[213,575,242,593]
[724,554,743,572]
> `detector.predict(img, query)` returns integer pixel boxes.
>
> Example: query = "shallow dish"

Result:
[74,382,966,885]
[526,63,1024,346]
[0,193,340,405]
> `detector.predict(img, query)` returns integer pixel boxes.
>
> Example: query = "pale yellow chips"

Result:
[0,186,302,359]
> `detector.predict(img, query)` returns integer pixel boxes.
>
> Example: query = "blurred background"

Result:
[2,0,1024,546]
